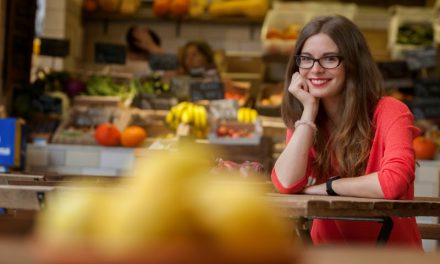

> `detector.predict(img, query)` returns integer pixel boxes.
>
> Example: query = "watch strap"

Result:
[326,176,340,196]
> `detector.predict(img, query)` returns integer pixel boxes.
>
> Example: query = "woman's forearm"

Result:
[274,125,315,188]
[303,172,385,198]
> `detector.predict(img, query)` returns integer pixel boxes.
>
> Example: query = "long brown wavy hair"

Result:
[281,15,384,180]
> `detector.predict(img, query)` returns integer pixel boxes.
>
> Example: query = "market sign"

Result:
[149,53,179,71]
[95,43,126,64]
[403,46,437,71]
[190,81,224,102]
[40,38,70,58]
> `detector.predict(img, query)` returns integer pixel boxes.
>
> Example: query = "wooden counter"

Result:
[0,237,438,264]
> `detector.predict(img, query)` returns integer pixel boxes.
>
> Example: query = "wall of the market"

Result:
[82,21,263,62]
[35,1,396,73]
[0,0,5,103]
[33,0,83,72]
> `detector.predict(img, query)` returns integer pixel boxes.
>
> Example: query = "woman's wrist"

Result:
[301,105,318,122]
[295,120,317,133]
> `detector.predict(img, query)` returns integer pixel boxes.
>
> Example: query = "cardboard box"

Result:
[0,118,27,171]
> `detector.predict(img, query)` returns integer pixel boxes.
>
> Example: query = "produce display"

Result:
[85,76,136,99]
[120,125,148,147]
[397,22,433,46]
[265,24,301,41]
[237,107,258,124]
[208,0,269,19]
[33,144,297,263]
[413,135,437,160]
[213,158,265,178]
[153,0,190,18]
[189,0,209,17]
[208,104,261,144]
[215,120,256,139]
[166,101,209,138]
[93,0,141,14]
[94,122,122,147]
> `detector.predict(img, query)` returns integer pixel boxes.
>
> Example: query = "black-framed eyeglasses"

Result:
[295,55,343,69]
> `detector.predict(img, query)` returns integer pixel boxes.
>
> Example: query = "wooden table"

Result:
[0,237,439,264]
[1,181,440,243]
[266,194,440,244]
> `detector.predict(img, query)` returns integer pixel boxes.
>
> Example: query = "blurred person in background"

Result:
[272,15,422,248]
[179,40,220,81]
[117,25,163,77]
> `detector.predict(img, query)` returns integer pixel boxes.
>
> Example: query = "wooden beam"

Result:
[418,223,440,240]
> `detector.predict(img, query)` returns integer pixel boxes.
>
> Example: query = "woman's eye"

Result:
[324,56,337,62]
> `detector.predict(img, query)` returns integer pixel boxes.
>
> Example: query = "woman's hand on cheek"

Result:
[302,183,327,195]
[288,72,317,108]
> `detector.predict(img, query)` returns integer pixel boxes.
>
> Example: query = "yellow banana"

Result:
[250,109,258,123]
[237,107,244,123]
[189,0,208,17]
[193,105,201,128]
[166,111,174,126]
[181,110,191,124]
[240,107,249,123]
[174,102,186,121]
[187,103,194,124]
[246,108,252,123]
[199,106,208,129]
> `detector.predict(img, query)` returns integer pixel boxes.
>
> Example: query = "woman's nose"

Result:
[310,61,325,73]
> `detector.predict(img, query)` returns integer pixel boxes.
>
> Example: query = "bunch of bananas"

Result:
[237,107,258,124]
[166,101,209,138]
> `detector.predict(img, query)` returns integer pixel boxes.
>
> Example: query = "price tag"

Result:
[190,81,224,102]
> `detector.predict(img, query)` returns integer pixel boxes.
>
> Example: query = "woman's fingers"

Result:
[289,72,308,97]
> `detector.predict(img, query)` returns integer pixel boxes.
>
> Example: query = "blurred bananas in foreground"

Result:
[237,107,258,124]
[35,143,296,263]
[166,101,209,138]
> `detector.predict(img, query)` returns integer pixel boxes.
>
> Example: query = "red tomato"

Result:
[95,123,121,146]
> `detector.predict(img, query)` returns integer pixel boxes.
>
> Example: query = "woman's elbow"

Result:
[378,170,413,200]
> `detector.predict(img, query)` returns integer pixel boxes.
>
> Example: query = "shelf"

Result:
[82,7,263,38]
[82,8,264,25]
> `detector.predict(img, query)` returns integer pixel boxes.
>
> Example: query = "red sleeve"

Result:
[271,129,313,194]
[376,98,421,199]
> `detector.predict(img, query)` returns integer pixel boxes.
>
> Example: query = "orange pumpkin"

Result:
[153,0,172,17]
[170,0,189,17]
[95,123,121,147]
[413,136,437,160]
[121,125,147,147]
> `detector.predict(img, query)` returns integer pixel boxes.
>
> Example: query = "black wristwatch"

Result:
[326,176,340,196]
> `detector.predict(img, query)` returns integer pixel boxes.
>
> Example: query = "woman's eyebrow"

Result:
[299,52,339,57]
[322,52,339,56]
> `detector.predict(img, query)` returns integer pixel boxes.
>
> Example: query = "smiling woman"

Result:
[271,15,422,249]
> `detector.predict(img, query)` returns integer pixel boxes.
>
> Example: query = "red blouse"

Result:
[271,96,422,248]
